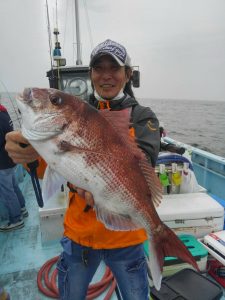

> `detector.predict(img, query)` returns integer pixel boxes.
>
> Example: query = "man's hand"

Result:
[5,131,39,163]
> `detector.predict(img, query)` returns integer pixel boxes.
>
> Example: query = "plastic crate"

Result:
[144,234,208,277]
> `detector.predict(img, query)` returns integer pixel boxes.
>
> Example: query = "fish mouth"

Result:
[23,88,33,103]
[16,88,34,116]
[17,88,33,104]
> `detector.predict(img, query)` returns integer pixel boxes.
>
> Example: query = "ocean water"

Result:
[1,93,224,157]
[139,98,225,157]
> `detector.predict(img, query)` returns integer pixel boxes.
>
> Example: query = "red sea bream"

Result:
[16,87,198,290]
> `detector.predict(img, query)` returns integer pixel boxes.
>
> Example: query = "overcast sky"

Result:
[0,0,225,101]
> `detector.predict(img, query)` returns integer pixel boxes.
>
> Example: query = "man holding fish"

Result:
[5,39,198,299]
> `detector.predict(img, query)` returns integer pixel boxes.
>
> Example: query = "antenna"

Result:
[52,0,66,67]
[46,0,54,71]
[53,27,66,67]
[75,0,82,65]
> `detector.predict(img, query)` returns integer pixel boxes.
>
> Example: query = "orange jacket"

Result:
[64,192,147,249]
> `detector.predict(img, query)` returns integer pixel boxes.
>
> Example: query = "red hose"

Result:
[37,257,59,298]
[37,256,117,299]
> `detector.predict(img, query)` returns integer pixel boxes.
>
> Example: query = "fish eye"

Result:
[50,95,63,106]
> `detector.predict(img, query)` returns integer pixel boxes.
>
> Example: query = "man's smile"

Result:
[100,84,115,88]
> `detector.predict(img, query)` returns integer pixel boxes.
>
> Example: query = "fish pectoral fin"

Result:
[42,166,66,202]
[95,206,141,231]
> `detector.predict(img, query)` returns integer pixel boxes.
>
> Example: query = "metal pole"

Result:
[75,0,82,65]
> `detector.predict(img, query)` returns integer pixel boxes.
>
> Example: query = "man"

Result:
[0,103,28,231]
[5,39,160,299]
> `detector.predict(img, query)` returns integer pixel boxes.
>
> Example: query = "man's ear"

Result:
[125,68,133,82]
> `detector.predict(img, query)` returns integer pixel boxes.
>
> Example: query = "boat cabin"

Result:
[46,65,140,99]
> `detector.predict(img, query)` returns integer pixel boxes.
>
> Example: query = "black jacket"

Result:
[88,95,160,167]
[0,109,15,169]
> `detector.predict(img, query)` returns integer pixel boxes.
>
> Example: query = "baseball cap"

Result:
[90,39,132,67]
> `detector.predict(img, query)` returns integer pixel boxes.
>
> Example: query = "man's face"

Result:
[90,55,131,100]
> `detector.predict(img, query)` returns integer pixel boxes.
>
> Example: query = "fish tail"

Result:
[147,224,199,290]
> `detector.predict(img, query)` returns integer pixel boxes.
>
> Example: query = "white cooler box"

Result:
[200,230,225,265]
[157,192,224,238]
[39,187,68,244]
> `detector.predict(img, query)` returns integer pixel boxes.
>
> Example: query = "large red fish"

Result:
[16,87,198,290]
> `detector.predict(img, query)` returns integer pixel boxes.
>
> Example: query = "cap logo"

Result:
[91,39,126,64]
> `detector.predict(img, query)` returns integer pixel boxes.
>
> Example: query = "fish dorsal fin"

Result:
[99,108,162,207]
[99,108,145,160]
[99,108,131,136]
[139,161,162,207]
[95,205,141,231]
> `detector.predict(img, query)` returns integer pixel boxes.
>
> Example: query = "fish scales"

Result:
[16,87,199,290]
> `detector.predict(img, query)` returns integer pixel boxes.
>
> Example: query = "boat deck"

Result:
[0,170,118,300]
[0,168,225,300]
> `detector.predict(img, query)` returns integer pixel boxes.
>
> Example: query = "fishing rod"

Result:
[0,78,21,128]
[0,79,44,208]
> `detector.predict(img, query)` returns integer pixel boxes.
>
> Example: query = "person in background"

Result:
[0,103,28,232]
[5,39,160,299]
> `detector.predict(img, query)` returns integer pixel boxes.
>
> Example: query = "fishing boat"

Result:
[1,0,225,299]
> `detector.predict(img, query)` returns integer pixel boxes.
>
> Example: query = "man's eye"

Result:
[111,66,120,71]
[93,66,102,72]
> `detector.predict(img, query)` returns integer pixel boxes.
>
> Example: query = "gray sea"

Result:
[1,93,224,158]
[139,98,225,158]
